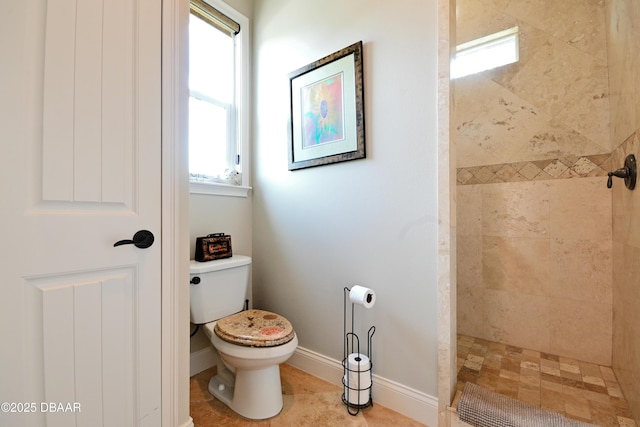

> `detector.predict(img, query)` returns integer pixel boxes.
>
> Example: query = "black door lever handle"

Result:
[114,230,155,249]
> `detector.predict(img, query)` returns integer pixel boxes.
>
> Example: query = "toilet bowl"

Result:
[189,257,297,420]
[202,316,298,419]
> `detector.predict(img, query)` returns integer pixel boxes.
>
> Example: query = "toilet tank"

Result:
[189,255,251,324]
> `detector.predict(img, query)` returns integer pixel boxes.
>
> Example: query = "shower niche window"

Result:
[452,26,519,79]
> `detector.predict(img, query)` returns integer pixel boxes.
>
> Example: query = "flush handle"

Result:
[607,154,636,190]
[113,230,155,249]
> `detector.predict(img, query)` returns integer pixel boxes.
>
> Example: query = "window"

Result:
[452,26,519,79]
[189,0,250,196]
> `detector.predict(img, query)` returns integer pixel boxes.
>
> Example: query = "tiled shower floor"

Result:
[457,334,637,427]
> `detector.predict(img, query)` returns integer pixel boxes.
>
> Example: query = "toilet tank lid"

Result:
[189,255,252,274]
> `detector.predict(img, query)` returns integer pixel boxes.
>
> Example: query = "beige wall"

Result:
[188,0,442,401]
[607,0,640,420]
[252,0,440,395]
[189,193,253,353]
[188,0,254,356]
[455,0,615,365]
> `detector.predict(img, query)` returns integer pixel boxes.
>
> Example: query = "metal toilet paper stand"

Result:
[342,286,376,415]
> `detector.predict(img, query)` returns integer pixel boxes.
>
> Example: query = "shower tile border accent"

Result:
[457,130,638,186]
[457,155,612,185]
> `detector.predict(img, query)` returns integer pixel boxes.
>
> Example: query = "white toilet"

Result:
[189,255,298,420]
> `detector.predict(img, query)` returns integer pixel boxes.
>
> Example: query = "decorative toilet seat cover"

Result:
[214,309,295,347]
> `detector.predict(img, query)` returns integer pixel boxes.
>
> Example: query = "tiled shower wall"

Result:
[455,0,640,420]
[457,178,612,365]
[455,0,611,169]
[455,0,614,366]
[607,0,640,421]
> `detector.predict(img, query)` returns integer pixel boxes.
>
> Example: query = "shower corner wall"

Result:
[610,130,640,423]
[606,0,640,421]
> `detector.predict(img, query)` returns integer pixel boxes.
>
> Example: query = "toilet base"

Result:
[208,364,284,420]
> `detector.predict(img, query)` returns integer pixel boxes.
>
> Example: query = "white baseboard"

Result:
[190,346,216,377]
[180,417,195,427]
[288,346,438,426]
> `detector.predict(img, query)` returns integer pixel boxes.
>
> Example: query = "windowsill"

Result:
[189,181,252,197]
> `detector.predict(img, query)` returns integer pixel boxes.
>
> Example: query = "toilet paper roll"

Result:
[346,353,371,385]
[343,375,371,406]
[344,371,371,387]
[347,352,371,372]
[344,372,371,389]
[349,285,376,308]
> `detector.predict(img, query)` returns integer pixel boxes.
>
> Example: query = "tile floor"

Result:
[457,334,638,427]
[190,364,427,426]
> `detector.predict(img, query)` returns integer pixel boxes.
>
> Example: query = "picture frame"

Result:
[288,41,366,171]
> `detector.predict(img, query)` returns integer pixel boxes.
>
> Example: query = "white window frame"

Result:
[189,0,251,197]
[452,26,519,79]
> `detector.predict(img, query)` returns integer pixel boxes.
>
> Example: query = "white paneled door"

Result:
[1,1,162,426]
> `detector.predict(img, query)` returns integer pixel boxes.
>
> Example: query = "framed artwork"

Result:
[288,41,365,171]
